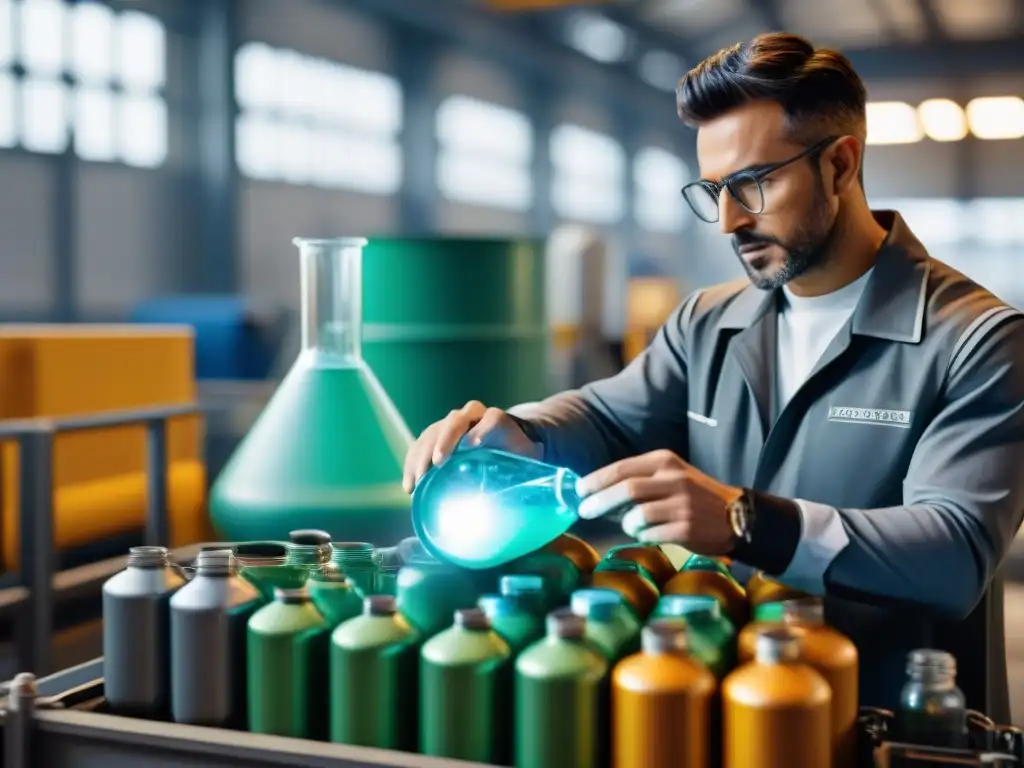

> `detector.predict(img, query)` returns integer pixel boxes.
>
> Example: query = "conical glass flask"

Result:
[210,237,413,546]
[411,446,582,569]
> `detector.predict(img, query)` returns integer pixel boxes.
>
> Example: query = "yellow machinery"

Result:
[623,278,681,363]
[0,326,208,570]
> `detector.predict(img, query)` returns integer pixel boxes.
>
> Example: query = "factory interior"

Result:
[3,0,1024,763]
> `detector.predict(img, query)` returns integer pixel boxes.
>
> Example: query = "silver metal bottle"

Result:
[170,548,261,727]
[102,546,186,717]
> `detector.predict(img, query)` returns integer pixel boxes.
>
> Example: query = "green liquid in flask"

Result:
[210,238,413,547]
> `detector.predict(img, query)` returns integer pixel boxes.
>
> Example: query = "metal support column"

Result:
[54,125,78,321]
[528,79,557,237]
[17,429,55,677]
[145,419,169,546]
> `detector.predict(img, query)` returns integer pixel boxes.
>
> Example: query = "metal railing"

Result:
[0,403,203,676]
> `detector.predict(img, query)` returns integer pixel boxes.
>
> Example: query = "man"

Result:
[403,33,1024,717]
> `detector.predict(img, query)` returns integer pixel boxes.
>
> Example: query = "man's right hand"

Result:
[402,400,542,493]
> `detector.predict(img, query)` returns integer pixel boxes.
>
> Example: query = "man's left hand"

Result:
[576,450,744,555]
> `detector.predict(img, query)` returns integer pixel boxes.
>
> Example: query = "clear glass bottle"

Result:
[893,649,968,749]
[330,541,378,595]
[286,529,333,570]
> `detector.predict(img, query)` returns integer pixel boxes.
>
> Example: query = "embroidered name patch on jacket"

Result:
[828,406,912,428]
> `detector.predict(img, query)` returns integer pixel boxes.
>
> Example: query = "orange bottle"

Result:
[738,597,858,768]
[613,620,716,768]
[591,561,660,620]
[662,569,748,629]
[544,533,601,575]
[723,627,831,768]
[604,544,677,589]
[745,571,809,609]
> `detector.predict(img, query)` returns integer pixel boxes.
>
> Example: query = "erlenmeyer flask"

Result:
[210,238,413,546]
[411,447,582,569]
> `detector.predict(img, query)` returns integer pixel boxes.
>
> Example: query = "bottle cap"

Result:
[365,594,397,616]
[596,560,640,574]
[289,529,332,546]
[275,586,311,603]
[500,574,545,596]
[331,541,376,566]
[755,627,802,664]
[477,595,507,617]
[642,620,689,655]
[127,546,169,568]
[782,597,825,625]
[657,594,720,620]
[547,608,586,640]
[571,588,623,622]
[195,548,233,574]
[232,542,288,564]
[906,649,957,680]
[455,608,491,631]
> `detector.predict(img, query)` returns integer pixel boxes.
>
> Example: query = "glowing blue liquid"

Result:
[411,447,581,569]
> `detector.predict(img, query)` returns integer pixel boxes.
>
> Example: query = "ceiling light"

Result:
[638,50,685,92]
[917,98,968,142]
[565,12,630,64]
[865,101,923,145]
[966,96,1024,140]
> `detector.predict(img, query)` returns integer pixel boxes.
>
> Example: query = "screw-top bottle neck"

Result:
[906,649,958,686]
[455,608,491,631]
[232,542,288,568]
[293,236,368,366]
[657,594,720,620]
[275,587,311,604]
[127,546,171,569]
[571,588,624,622]
[287,529,332,567]
[500,574,545,597]
[365,594,397,617]
[547,608,586,640]
[331,542,376,569]
[782,596,825,625]
[642,620,689,655]
[195,548,233,576]
[755,627,802,664]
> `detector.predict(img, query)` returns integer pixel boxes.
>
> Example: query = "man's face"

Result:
[695,100,836,290]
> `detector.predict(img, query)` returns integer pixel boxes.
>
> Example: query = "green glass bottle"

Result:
[604,543,677,590]
[247,587,330,739]
[308,572,364,628]
[396,553,480,638]
[286,529,333,570]
[420,608,512,763]
[478,575,547,655]
[505,550,580,612]
[330,542,378,595]
[570,588,642,662]
[330,595,419,750]
[516,609,609,768]
[652,594,736,678]
[681,553,737,583]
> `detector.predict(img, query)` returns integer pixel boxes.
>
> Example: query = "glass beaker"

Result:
[209,238,414,547]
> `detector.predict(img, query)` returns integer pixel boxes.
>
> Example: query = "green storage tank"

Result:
[361,237,549,436]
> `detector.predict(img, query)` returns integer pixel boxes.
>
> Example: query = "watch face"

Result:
[729,498,750,541]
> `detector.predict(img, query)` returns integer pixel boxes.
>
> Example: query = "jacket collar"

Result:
[718,210,930,344]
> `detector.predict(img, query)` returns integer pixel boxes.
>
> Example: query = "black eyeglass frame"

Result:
[681,136,840,223]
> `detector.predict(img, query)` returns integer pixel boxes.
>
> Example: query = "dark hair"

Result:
[676,33,867,143]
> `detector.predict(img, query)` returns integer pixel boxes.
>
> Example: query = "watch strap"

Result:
[729,488,802,577]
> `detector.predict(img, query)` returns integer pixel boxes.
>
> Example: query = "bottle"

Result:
[738,597,858,768]
[893,649,968,749]
[232,541,288,568]
[330,595,419,749]
[287,529,333,570]
[330,541,378,595]
[544,533,601,576]
[591,560,660,620]
[209,237,413,546]
[102,546,187,718]
[396,553,480,638]
[308,571,364,628]
[663,567,749,628]
[653,594,736,679]
[170,548,261,728]
[420,608,512,763]
[247,586,330,739]
[412,446,582,568]
[506,549,581,611]
[515,609,609,768]
[745,571,809,608]
[478,575,547,655]
[613,621,716,768]
[238,564,310,604]
[605,543,677,589]
[723,627,831,768]
[570,588,641,662]
[681,553,738,582]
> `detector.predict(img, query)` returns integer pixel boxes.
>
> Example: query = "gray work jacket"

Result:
[513,212,1024,719]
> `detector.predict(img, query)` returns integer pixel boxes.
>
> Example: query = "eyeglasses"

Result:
[681,136,838,224]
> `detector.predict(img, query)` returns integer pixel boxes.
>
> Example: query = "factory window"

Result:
[234,42,403,194]
[634,146,690,233]
[0,0,168,165]
[435,95,534,211]
[550,123,625,225]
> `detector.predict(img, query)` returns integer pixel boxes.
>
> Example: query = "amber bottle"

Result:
[662,569,748,629]
[745,571,809,609]
[603,544,677,589]
[613,620,716,768]
[738,598,858,768]
[545,533,601,576]
[723,627,831,768]
[591,561,660,620]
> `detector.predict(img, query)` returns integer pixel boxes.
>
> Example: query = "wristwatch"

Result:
[728,489,756,547]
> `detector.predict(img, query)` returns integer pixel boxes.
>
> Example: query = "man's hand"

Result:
[402,400,542,493]
[576,450,743,555]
